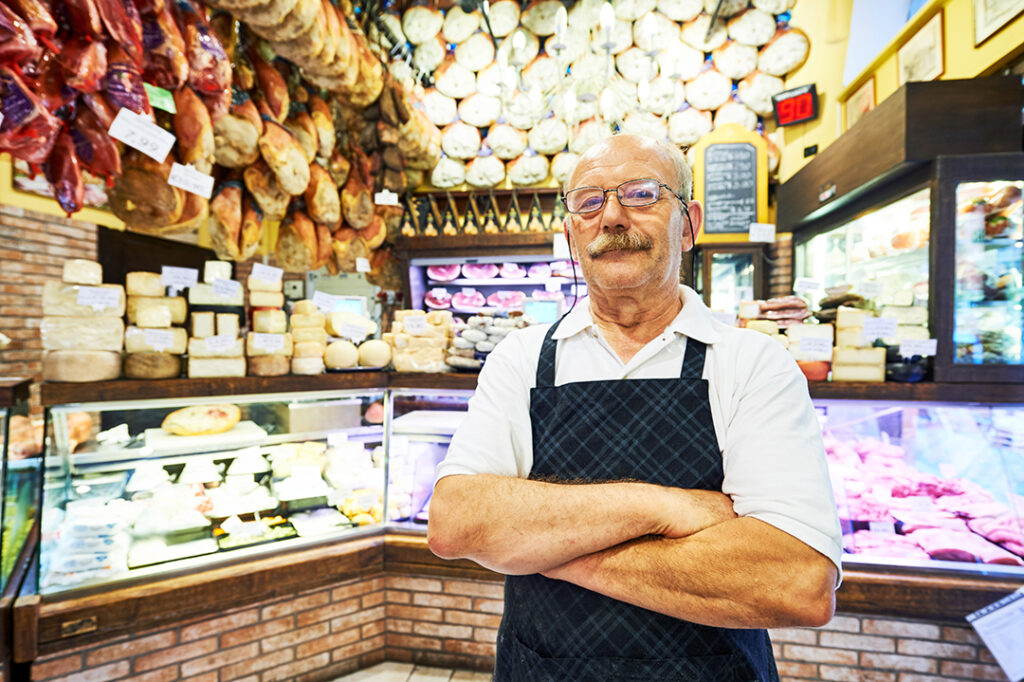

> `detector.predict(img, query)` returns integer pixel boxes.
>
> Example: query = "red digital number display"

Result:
[773,85,818,127]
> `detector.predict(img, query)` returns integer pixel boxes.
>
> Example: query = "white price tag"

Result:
[967,587,1024,682]
[107,108,175,162]
[253,333,284,351]
[143,328,175,352]
[860,281,884,297]
[794,278,820,293]
[430,288,449,298]
[711,311,737,326]
[161,265,198,291]
[251,263,283,283]
[205,334,235,352]
[552,233,571,259]
[748,222,776,243]
[76,286,120,311]
[862,317,899,342]
[356,258,371,273]
[462,288,477,296]
[900,338,937,358]
[868,521,897,534]
[798,337,834,355]
[312,290,339,313]
[167,163,215,199]
[403,316,428,333]
[211,278,241,299]
[374,189,400,206]
[338,322,368,343]
[544,281,562,293]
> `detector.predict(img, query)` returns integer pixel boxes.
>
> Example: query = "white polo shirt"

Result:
[436,285,844,577]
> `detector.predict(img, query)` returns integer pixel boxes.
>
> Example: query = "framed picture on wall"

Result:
[897,10,945,85]
[973,0,1024,45]
[844,77,876,130]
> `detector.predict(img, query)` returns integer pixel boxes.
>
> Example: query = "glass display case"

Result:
[1,380,35,593]
[693,245,768,318]
[39,388,386,596]
[822,397,1024,577]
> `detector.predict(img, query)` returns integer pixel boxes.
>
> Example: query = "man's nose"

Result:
[599,191,629,232]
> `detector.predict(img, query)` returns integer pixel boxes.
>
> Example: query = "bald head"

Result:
[564,134,693,201]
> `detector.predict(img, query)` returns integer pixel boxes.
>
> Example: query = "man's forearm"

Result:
[427,474,735,574]
[542,517,838,629]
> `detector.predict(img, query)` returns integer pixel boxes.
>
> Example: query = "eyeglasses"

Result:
[561,178,687,215]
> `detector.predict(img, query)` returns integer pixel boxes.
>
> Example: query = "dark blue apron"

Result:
[494,323,778,681]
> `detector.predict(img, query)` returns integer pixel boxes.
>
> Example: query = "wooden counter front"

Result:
[0,378,30,409]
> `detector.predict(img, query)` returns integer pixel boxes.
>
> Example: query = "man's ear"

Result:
[563,219,578,261]
[684,200,704,251]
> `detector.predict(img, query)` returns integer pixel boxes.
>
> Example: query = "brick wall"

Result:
[769,232,794,298]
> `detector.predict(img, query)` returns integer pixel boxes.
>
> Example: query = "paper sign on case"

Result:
[900,338,937,358]
[161,266,198,291]
[403,316,428,333]
[748,222,776,243]
[312,290,339,313]
[251,263,283,283]
[794,278,820,293]
[211,278,241,299]
[356,258,371,273]
[967,587,1024,681]
[861,317,898,342]
[76,286,120,311]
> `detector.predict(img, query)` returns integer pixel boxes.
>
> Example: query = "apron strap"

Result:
[535,321,560,387]
[680,337,707,379]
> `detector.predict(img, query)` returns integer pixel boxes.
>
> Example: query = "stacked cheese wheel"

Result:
[246,274,292,377]
[185,261,246,379]
[394,0,804,189]
[40,259,125,382]
[123,271,188,379]
[323,312,392,370]
[383,310,454,372]
[290,301,328,375]
[447,312,535,370]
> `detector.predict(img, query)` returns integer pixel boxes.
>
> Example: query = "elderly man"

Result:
[427,134,841,681]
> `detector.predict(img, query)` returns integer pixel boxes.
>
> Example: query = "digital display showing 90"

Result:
[772,84,819,127]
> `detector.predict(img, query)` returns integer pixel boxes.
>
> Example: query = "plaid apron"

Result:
[494,323,778,681]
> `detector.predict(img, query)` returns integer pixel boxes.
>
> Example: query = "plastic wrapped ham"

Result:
[487,124,529,159]
[442,6,480,43]
[527,263,552,279]
[455,31,495,72]
[427,264,461,281]
[0,3,40,65]
[758,27,811,77]
[668,107,713,146]
[488,0,521,36]
[452,289,487,309]
[0,66,60,165]
[657,0,702,22]
[486,290,526,309]
[402,5,443,44]
[499,263,527,279]
[462,263,499,279]
[424,288,453,309]
[682,13,727,52]
[728,9,778,47]
[686,68,732,111]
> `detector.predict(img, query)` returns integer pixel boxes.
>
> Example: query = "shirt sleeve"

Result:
[719,334,845,583]
[434,328,537,482]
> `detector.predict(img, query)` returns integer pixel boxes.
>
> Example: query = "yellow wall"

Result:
[777,0,1024,183]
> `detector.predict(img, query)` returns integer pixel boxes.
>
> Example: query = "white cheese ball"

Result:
[728,9,778,47]
[682,13,727,51]
[486,124,529,159]
[508,153,550,186]
[528,117,569,155]
[441,121,482,160]
[668,107,713,146]
[430,157,466,188]
[466,155,506,188]
[358,339,392,368]
[455,32,496,72]
[488,0,521,37]
[402,5,444,45]
[657,0,701,22]
[325,340,359,369]
[443,6,481,43]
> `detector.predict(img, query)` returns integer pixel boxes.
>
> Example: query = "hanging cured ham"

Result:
[45,128,84,215]
[0,66,60,165]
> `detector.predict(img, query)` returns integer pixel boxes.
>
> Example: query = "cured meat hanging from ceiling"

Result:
[0,0,441,281]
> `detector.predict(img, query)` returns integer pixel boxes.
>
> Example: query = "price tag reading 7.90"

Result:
[107,109,175,163]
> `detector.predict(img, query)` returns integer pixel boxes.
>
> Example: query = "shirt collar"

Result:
[552,285,723,345]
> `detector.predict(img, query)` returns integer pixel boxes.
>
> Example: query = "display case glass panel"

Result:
[39,389,386,595]
[2,407,39,591]
[953,180,1023,366]
[387,389,471,532]
[795,187,931,307]
[818,398,1024,576]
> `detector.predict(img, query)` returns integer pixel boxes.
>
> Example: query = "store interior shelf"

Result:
[395,232,555,254]
[807,381,1023,403]
[427,278,570,287]
[0,377,31,408]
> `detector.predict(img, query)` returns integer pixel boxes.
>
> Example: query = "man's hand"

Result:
[653,487,737,538]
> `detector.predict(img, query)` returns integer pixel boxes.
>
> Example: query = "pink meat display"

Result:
[846,530,930,560]
[906,528,1024,566]
[461,263,499,279]
[424,289,452,309]
[451,289,485,309]
[426,264,461,282]
[527,262,552,279]
[499,262,527,278]
[486,291,526,309]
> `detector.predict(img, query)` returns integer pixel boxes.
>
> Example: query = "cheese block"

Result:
[426,310,454,326]
[391,333,448,350]
[880,305,928,326]
[253,309,287,333]
[124,326,188,354]
[123,352,182,379]
[884,325,930,346]
[188,336,246,358]
[832,347,886,366]
[189,283,244,306]
[62,259,102,285]
[325,340,359,369]
[787,323,834,342]
[126,271,164,297]
[892,290,915,307]
[246,332,293,356]
[247,354,291,376]
[191,312,215,339]
[327,312,378,337]
[745,319,779,336]
[292,327,328,344]
[291,357,325,375]
[787,323,835,362]
[42,281,126,317]
[217,313,239,338]
[358,339,393,368]
[187,356,246,378]
[43,350,121,382]
[430,157,466,188]
[250,291,285,308]
[293,300,318,315]
[128,296,187,325]
[293,341,327,358]
[203,260,232,284]
[392,347,443,372]
[41,316,124,351]
[247,275,283,292]
[738,300,761,320]
[836,306,872,329]
[831,363,885,382]
[836,327,867,348]
[290,312,326,329]
[136,302,173,328]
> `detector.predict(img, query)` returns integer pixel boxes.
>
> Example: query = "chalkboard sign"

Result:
[703,142,758,234]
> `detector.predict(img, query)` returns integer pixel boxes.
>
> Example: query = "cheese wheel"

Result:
[454,32,495,73]
[426,310,454,326]
[521,56,561,93]
[291,312,326,328]
[686,68,732,110]
[62,259,102,285]
[521,0,563,35]
[128,296,187,325]
[136,303,173,328]
[495,29,539,66]
[569,119,611,154]
[187,356,247,378]
[714,100,758,131]
[191,311,215,339]
[567,0,603,30]
[253,309,287,333]
[293,300,318,315]
[247,354,290,376]
[528,117,568,155]
[752,0,795,15]
[324,340,359,369]
[41,316,124,351]
[216,313,240,338]
[442,6,480,43]
[544,24,587,63]
[713,40,759,81]
[402,5,443,45]
[620,112,667,141]
[43,350,121,382]
[291,356,325,375]
[589,18,632,55]
[738,70,784,116]
[616,47,656,83]
[413,34,446,74]
[465,156,506,188]
[246,331,293,356]
[358,339,392,368]
[423,88,458,127]
[508,153,550,186]
[704,0,747,17]
[435,60,477,100]
[757,27,810,77]
[247,274,284,292]
[551,151,579,185]
[458,94,502,128]
[126,271,164,297]
[504,92,543,130]
[658,0,702,22]
[292,327,328,344]
[250,291,286,308]
[203,260,232,284]
[430,157,466,188]
[488,0,520,37]
[613,0,657,21]
[188,336,246,358]
[42,281,126,317]
[293,341,327,358]
[682,13,727,51]
[124,352,182,379]
[124,326,188,353]
[326,311,378,337]
[189,282,244,306]
[441,122,482,160]
[631,11,678,53]
[486,124,529,160]
[656,40,705,81]
[638,76,686,117]
[475,62,505,97]
[728,8,777,47]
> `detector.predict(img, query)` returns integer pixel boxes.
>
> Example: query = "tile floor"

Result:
[332,661,492,681]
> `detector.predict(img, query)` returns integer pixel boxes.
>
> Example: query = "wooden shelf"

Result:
[395,232,556,254]
[0,378,30,408]
[807,381,1024,404]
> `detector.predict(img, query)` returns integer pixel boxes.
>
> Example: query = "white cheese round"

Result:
[442,6,480,43]
[465,155,506,188]
[668,106,713,146]
[441,121,482,159]
[508,153,550,186]
[685,68,732,110]
[430,157,467,188]
[458,93,502,127]
[487,0,521,37]
[486,124,529,159]
[455,31,496,72]
[528,117,569,155]
[657,0,701,22]
[728,8,778,47]
[682,13,728,51]
[402,5,444,45]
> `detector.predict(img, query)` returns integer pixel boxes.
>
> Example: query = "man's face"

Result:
[564,137,689,296]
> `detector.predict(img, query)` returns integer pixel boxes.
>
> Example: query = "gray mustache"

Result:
[586,231,654,258]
